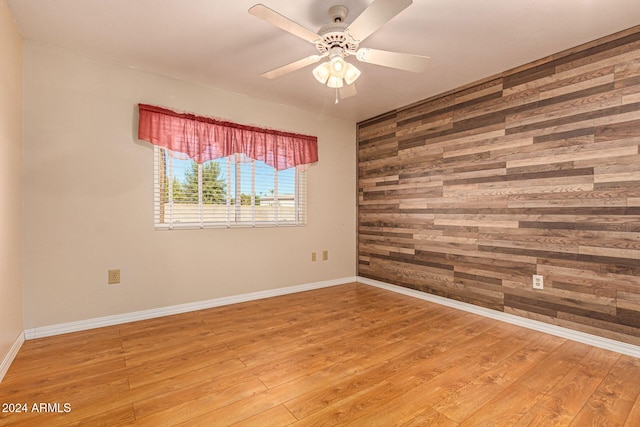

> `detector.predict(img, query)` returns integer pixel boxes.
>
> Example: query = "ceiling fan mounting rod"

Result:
[328,5,348,23]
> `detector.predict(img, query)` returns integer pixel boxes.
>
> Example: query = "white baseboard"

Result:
[21,275,640,359]
[24,277,357,340]
[0,331,25,383]
[357,276,640,359]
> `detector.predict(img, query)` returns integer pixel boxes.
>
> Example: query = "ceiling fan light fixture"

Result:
[313,55,359,89]
[329,56,346,77]
[327,74,344,89]
[343,62,361,85]
[312,62,331,84]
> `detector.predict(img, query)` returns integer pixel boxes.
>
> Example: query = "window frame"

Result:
[153,146,307,230]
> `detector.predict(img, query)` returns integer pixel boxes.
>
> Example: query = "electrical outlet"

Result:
[533,274,543,290]
[108,269,120,284]
[311,252,317,262]
[322,250,328,261]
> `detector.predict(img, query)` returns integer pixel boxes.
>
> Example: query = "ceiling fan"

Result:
[248,0,429,100]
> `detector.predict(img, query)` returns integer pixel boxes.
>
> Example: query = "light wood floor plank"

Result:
[515,346,621,426]
[458,383,544,427]
[1,282,639,426]
[433,333,562,422]
[570,354,640,426]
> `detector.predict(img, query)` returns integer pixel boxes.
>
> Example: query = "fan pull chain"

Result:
[335,88,339,104]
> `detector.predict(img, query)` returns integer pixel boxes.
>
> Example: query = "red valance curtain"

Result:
[137,104,318,170]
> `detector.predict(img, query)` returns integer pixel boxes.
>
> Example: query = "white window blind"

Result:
[154,147,307,229]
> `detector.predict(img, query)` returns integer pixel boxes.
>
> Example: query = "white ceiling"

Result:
[8,0,640,122]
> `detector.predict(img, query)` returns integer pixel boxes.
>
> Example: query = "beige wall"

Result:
[23,42,357,329]
[0,0,23,364]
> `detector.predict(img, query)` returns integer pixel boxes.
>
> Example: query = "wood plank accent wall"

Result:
[357,26,640,346]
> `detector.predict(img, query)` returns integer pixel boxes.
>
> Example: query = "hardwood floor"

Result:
[2,282,640,426]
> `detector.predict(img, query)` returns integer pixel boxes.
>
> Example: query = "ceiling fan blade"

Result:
[346,0,413,43]
[339,83,358,99]
[249,4,320,43]
[261,55,322,79]
[356,48,429,72]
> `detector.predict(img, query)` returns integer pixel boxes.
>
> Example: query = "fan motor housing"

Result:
[316,24,358,54]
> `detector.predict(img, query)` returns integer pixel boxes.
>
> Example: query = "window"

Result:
[154,147,307,229]
[138,104,316,229]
